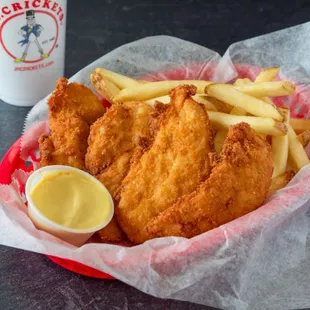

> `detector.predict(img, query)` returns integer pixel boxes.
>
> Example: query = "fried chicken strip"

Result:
[146,123,273,239]
[39,78,105,170]
[86,101,165,243]
[96,152,134,243]
[86,101,156,176]
[39,135,74,167]
[49,78,105,125]
[116,85,214,244]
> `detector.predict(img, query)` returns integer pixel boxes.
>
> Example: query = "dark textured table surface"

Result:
[1,1,310,309]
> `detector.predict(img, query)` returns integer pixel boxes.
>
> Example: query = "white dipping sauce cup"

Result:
[25,165,114,247]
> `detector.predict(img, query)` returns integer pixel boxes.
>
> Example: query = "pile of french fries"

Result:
[90,67,310,197]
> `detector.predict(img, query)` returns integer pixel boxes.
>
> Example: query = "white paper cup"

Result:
[0,1,67,106]
[25,165,114,247]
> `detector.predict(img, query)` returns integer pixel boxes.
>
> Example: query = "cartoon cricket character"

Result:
[15,10,49,63]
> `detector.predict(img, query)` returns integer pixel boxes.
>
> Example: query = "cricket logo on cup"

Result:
[0,1,65,65]
[15,10,49,63]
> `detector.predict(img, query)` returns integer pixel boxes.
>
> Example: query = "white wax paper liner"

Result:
[1,28,310,309]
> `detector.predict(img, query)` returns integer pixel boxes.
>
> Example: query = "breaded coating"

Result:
[146,123,273,238]
[86,102,155,175]
[39,78,105,170]
[86,101,165,243]
[48,78,105,125]
[116,85,214,244]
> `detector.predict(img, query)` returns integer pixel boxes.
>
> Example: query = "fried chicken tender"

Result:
[86,101,156,176]
[86,101,165,243]
[96,153,134,243]
[146,123,273,239]
[116,85,214,244]
[39,78,105,170]
[39,135,71,167]
[49,78,105,125]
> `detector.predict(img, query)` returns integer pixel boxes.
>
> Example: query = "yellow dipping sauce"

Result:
[30,170,112,230]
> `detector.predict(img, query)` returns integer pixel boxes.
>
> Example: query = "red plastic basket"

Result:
[0,63,309,279]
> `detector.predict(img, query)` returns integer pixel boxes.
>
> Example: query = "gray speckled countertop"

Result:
[1,0,310,309]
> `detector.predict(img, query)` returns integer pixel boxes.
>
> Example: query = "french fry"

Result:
[286,156,297,173]
[231,79,250,115]
[95,68,141,89]
[288,125,310,170]
[235,76,276,107]
[272,108,290,177]
[235,81,295,97]
[144,94,169,105]
[114,80,213,102]
[205,84,283,120]
[298,130,310,147]
[230,107,247,116]
[204,96,232,113]
[214,130,227,154]
[194,96,218,111]
[207,111,287,136]
[261,96,276,107]
[90,71,120,103]
[255,67,280,83]
[254,68,280,109]
[233,78,252,86]
[144,95,217,111]
[268,170,295,197]
[144,95,169,105]
[290,118,310,133]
